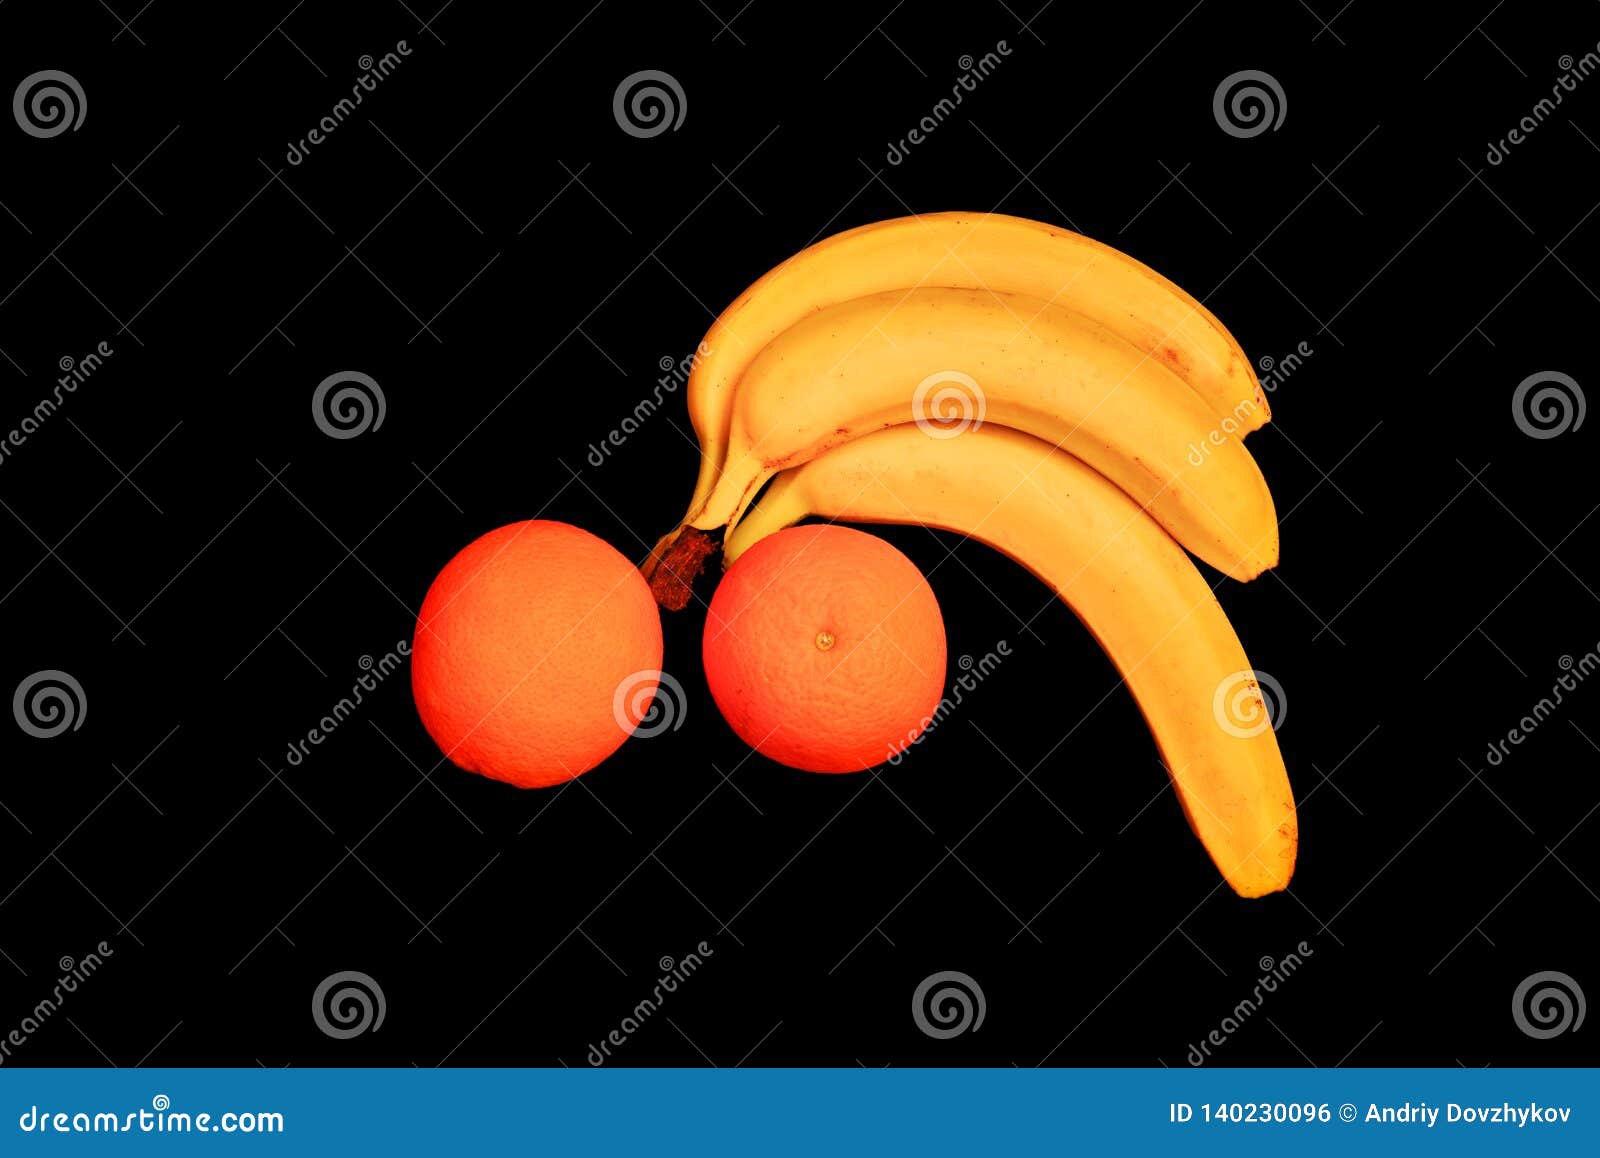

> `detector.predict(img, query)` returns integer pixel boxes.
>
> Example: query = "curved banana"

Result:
[725,424,1297,898]
[702,288,1277,581]
[668,212,1267,546]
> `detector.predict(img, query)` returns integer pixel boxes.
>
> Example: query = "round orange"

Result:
[703,524,946,773]
[411,520,662,788]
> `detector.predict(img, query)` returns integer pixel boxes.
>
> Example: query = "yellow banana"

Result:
[701,288,1277,581]
[725,424,1297,898]
[665,212,1267,549]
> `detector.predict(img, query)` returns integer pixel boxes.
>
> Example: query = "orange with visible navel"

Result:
[702,524,946,773]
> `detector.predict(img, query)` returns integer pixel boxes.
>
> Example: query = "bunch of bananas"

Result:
[644,213,1296,899]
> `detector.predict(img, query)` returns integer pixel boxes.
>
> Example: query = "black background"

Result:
[1,0,1596,1068]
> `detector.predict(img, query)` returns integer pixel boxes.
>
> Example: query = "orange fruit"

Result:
[411,520,662,788]
[703,524,946,773]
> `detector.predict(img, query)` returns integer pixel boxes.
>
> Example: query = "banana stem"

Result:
[639,526,681,581]
[643,525,719,611]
